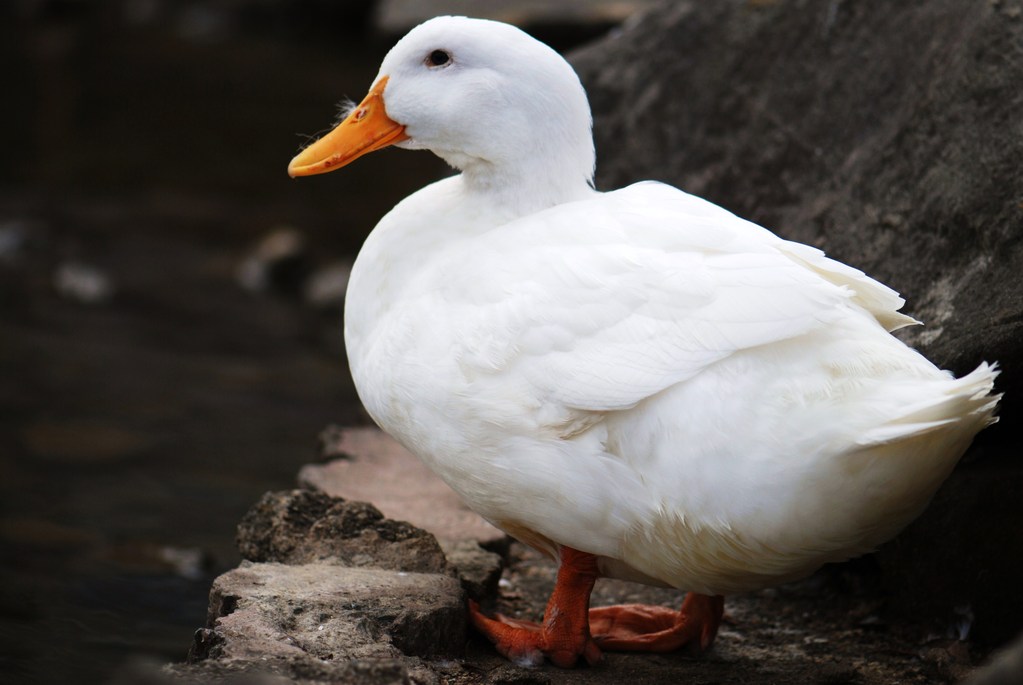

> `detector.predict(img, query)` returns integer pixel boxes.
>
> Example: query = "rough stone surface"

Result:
[570,0,1023,644]
[374,0,658,34]
[299,427,504,546]
[172,653,415,685]
[237,489,450,575]
[176,490,469,685]
[173,485,507,683]
[195,562,464,662]
[441,541,505,602]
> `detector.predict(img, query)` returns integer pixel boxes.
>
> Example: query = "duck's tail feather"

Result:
[855,361,1000,448]
[777,241,921,332]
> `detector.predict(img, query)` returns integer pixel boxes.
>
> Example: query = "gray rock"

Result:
[441,540,504,602]
[570,0,1022,643]
[195,563,464,663]
[174,488,476,682]
[374,0,657,35]
[484,664,553,685]
[236,490,450,575]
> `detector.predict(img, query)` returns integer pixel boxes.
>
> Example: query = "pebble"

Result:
[53,261,115,304]
[236,226,307,294]
[303,260,353,309]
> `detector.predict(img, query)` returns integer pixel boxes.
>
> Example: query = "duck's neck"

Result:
[445,151,596,218]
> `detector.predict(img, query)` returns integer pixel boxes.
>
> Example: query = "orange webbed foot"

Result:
[469,600,601,667]
[469,546,725,665]
[589,593,724,653]
[468,547,604,668]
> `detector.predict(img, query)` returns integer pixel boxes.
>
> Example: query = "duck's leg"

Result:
[588,592,725,653]
[468,546,603,667]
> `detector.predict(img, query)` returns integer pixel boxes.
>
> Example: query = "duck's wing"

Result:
[439,182,914,416]
[622,183,920,333]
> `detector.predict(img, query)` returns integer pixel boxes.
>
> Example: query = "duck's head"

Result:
[288,16,596,207]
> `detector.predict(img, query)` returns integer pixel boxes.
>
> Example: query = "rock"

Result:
[483,664,552,685]
[236,490,450,575]
[919,639,976,682]
[374,0,657,35]
[570,0,1023,644]
[299,427,504,547]
[303,260,352,309]
[175,489,469,684]
[196,563,465,663]
[235,227,308,296]
[441,541,504,602]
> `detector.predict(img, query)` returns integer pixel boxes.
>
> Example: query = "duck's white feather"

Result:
[439,181,920,415]
[338,16,1000,597]
[346,175,998,593]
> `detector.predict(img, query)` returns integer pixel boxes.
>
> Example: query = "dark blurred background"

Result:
[0,1,635,683]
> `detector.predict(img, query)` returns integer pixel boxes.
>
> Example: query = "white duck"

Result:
[288,16,1000,668]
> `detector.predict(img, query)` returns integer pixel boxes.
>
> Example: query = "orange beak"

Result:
[288,76,408,178]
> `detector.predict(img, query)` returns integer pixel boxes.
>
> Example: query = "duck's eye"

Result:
[426,49,451,67]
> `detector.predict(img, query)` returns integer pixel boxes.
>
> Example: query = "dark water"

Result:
[0,5,609,683]
[0,4,446,683]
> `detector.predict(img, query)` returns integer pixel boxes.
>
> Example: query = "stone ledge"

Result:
[299,427,504,547]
